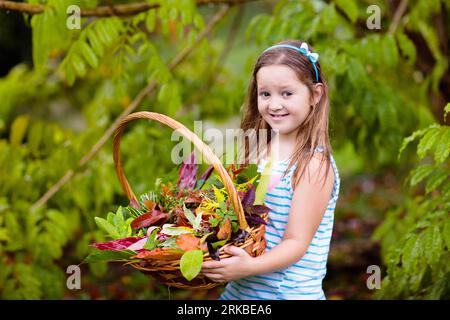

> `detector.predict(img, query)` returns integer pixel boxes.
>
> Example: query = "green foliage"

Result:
[373,110,450,299]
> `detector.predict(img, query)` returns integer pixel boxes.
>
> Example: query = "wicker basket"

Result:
[112,111,267,289]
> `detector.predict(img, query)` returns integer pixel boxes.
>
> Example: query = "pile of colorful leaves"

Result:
[84,152,270,281]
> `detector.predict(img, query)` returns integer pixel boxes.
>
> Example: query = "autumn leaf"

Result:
[90,237,145,251]
[131,248,184,260]
[144,200,157,211]
[176,234,200,251]
[217,217,231,240]
[177,151,198,190]
[130,210,169,229]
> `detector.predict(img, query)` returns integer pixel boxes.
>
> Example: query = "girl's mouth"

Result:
[270,113,289,120]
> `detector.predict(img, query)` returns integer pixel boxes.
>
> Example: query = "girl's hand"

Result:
[201,246,253,283]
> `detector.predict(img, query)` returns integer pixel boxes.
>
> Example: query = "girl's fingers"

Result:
[202,261,223,269]
[203,273,226,283]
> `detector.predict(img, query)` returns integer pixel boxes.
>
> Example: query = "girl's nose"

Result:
[268,103,283,112]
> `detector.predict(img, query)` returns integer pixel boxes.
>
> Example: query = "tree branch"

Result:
[388,0,409,34]
[0,0,257,17]
[29,4,231,213]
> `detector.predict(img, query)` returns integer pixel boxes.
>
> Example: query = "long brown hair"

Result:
[239,39,332,190]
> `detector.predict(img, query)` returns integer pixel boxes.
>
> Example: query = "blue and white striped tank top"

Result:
[219,149,340,300]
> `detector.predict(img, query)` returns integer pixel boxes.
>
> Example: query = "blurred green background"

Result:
[0,0,449,299]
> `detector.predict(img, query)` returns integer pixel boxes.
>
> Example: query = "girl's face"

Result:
[256,64,314,138]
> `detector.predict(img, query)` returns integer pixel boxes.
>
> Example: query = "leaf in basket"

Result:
[161,224,196,236]
[83,250,136,264]
[90,236,145,251]
[183,205,203,230]
[126,237,149,251]
[94,217,120,239]
[211,239,228,250]
[196,165,214,189]
[176,234,200,251]
[180,249,203,281]
[143,228,160,251]
[207,242,220,261]
[130,210,169,229]
[130,198,140,209]
[213,185,225,203]
[217,217,232,240]
[131,248,184,260]
[247,205,270,215]
[232,229,250,244]
[177,151,198,190]
[242,184,256,209]
[185,190,203,204]
[144,200,157,211]
[245,215,267,227]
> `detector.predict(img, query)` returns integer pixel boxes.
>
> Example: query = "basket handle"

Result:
[112,111,249,231]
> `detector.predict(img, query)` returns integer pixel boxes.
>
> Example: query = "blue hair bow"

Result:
[262,43,320,82]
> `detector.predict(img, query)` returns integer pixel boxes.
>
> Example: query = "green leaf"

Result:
[417,127,440,159]
[161,224,195,236]
[443,218,450,249]
[402,235,420,273]
[420,226,442,267]
[434,127,450,163]
[183,204,197,226]
[395,32,416,64]
[398,127,429,160]
[381,34,399,67]
[212,239,228,250]
[143,228,159,251]
[146,9,157,32]
[96,20,113,45]
[71,53,87,78]
[444,102,450,122]
[180,249,203,281]
[409,164,435,187]
[335,0,359,23]
[347,57,367,87]
[10,115,30,146]
[425,171,448,194]
[79,41,99,68]
[83,250,135,264]
[87,28,104,56]
[94,217,120,239]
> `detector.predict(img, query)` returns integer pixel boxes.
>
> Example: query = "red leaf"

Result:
[177,151,198,190]
[131,248,184,260]
[184,190,203,203]
[176,234,200,251]
[90,237,145,251]
[175,206,191,227]
[131,210,169,229]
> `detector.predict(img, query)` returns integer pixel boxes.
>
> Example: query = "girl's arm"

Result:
[201,155,335,282]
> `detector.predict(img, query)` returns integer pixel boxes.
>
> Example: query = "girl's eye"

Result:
[258,91,291,97]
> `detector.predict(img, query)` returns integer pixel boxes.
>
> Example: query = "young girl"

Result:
[201,39,340,300]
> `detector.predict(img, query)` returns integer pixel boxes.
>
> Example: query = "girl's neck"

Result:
[267,131,299,162]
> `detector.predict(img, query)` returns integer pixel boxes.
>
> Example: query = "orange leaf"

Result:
[132,248,183,260]
[144,200,156,211]
[176,234,200,251]
[217,217,231,240]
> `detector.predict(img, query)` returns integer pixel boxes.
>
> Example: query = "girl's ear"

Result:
[310,83,324,106]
